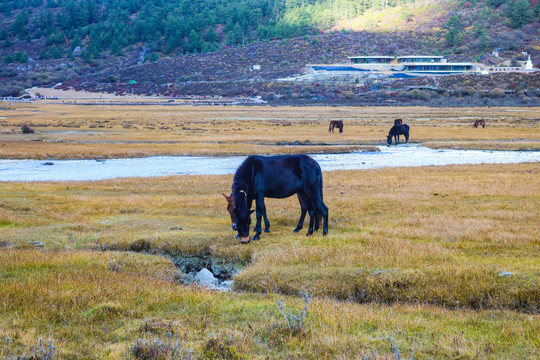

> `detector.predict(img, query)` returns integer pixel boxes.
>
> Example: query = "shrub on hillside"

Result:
[262,92,276,101]
[488,88,505,98]
[408,89,431,101]
[456,86,476,96]
[290,92,301,100]
[455,46,469,54]
[339,91,354,99]
[0,86,23,97]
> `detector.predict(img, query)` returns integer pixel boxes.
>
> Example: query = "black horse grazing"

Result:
[329,120,343,133]
[474,119,485,128]
[229,155,328,243]
[387,124,410,146]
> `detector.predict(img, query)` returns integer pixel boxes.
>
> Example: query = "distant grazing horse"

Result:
[474,119,485,128]
[387,124,410,146]
[394,119,403,126]
[329,120,343,133]
[227,155,328,243]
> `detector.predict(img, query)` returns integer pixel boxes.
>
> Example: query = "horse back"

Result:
[244,155,322,199]
[390,123,409,135]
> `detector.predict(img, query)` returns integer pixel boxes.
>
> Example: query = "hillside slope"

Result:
[0,0,538,105]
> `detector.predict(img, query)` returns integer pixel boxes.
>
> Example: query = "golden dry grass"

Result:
[1,103,539,358]
[1,163,538,310]
[1,249,539,359]
[0,104,538,158]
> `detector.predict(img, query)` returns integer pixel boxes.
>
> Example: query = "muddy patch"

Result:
[123,240,244,291]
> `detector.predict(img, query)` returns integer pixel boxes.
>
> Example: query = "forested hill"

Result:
[0,0,538,103]
[0,0,537,61]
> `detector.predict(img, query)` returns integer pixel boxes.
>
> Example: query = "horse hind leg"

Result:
[314,199,329,236]
[302,189,327,237]
[293,193,308,233]
[300,193,316,236]
[306,208,316,236]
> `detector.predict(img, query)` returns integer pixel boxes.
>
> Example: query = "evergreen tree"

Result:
[445,15,463,47]
[111,40,123,56]
[81,47,92,62]
[232,22,244,45]
[3,54,14,64]
[149,52,159,62]
[507,0,534,28]
[89,44,100,58]
[14,51,28,63]
[187,29,203,53]
[50,45,62,59]
[71,35,82,50]
[11,10,29,37]
[205,27,219,43]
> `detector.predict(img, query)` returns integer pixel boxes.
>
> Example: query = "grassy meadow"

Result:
[0,103,539,359]
[0,104,539,159]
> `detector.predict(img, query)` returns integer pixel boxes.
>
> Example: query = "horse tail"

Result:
[329,123,332,132]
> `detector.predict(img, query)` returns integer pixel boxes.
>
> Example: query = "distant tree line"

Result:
[0,0,537,63]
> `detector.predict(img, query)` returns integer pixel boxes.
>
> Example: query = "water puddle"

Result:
[0,145,539,182]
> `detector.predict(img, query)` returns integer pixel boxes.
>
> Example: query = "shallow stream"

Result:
[1,145,539,182]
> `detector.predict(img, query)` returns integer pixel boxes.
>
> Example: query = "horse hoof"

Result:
[293,228,301,233]
[306,232,313,237]
[264,229,270,233]
[253,235,260,241]
[323,231,328,236]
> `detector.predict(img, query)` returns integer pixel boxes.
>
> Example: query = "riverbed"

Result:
[1,144,539,182]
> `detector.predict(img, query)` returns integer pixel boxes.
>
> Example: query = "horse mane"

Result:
[233,156,254,192]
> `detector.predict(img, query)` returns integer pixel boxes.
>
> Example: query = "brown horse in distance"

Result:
[329,120,343,133]
[394,119,403,126]
[474,119,485,128]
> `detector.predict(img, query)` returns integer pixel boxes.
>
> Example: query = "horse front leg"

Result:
[253,195,266,241]
[263,213,270,233]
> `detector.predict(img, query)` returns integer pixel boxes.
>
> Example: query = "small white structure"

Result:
[485,56,536,73]
[524,55,534,70]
